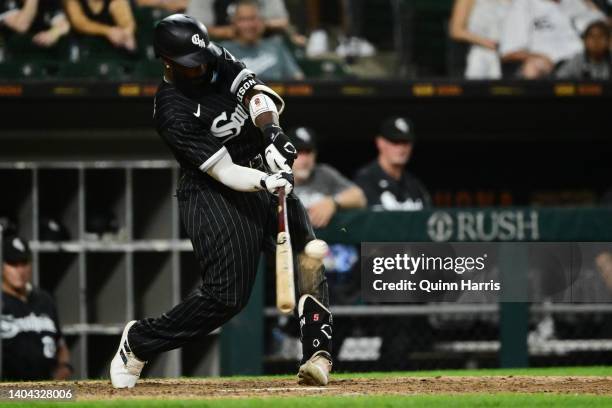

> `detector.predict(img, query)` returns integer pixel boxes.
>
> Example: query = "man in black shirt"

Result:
[1,236,72,380]
[354,117,431,211]
[110,14,332,388]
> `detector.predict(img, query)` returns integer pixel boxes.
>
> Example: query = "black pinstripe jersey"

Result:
[153,47,265,185]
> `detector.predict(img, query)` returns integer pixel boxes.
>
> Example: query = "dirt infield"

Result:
[2,376,612,400]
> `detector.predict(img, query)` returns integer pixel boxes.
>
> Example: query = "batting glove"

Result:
[261,171,294,195]
[263,124,297,172]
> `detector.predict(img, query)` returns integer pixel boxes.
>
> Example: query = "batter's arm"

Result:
[242,87,297,173]
[2,0,38,34]
[207,148,293,194]
[243,87,282,129]
[225,58,294,172]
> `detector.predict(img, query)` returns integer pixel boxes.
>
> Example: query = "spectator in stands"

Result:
[302,0,376,59]
[289,127,366,228]
[187,0,289,40]
[1,236,72,381]
[221,0,303,80]
[135,0,187,12]
[556,19,611,79]
[64,0,136,51]
[449,0,512,79]
[354,117,431,212]
[499,0,604,78]
[0,0,70,47]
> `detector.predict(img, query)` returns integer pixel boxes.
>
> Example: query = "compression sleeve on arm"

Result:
[206,147,267,192]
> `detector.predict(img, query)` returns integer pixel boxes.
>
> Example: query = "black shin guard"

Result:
[298,295,333,364]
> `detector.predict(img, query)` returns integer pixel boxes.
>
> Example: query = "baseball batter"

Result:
[110,14,332,387]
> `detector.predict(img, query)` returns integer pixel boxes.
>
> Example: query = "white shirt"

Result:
[499,0,584,63]
[465,0,513,79]
[467,0,513,41]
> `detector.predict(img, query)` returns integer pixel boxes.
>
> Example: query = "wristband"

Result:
[260,175,267,190]
[263,123,282,143]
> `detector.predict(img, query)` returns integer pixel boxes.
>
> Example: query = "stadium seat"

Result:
[4,33,71,61]
[0,33,70,79]
[279,32,351,79]
[133,60,162,80]
[57,60,134,80]
[133,6,173,61]
[0,61,54,79]
[74,36,137,63]
[298,58,351,79]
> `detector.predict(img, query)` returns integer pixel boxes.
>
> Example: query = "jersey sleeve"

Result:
[215,45,262,104]
[157,112,226,172]
[51,300,64,342]
[319,164,355,195]
[555,55,582,79]
[353,168,380,208]
[39,289,64,342]
[416,178,433,208]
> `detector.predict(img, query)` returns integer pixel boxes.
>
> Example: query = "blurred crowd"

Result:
[0,0,359,79]
[449,0,611,79]
[0,0,610,80]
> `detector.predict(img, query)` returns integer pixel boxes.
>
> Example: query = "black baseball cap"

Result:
[288,127,317,152]
[380,117,415,142]
[2,236,32,265]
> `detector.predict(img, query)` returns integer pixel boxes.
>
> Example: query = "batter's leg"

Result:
[285,194,329,305]
[279,194,333,385]
[111,187,270,387]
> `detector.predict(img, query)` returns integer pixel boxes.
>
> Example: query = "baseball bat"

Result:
[276,188,296,314]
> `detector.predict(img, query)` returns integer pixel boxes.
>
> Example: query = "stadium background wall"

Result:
[1,81,610,206]
[1,80,611,376]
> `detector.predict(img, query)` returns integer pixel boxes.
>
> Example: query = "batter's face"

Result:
[166,59,208,79]
[293,150,316,183]
[376,136,413,166]
[2,261,32,293]
[233,4,265,45]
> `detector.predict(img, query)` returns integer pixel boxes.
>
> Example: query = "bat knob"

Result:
[277,302,295,315]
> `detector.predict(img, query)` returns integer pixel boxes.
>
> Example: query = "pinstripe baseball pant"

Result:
[128,179,329,361]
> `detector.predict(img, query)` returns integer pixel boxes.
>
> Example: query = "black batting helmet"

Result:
[154,14,219,68]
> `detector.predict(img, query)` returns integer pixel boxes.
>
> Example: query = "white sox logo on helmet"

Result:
[191,34,207,48]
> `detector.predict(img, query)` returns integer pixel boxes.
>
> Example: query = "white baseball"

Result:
[304,239,328,260]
